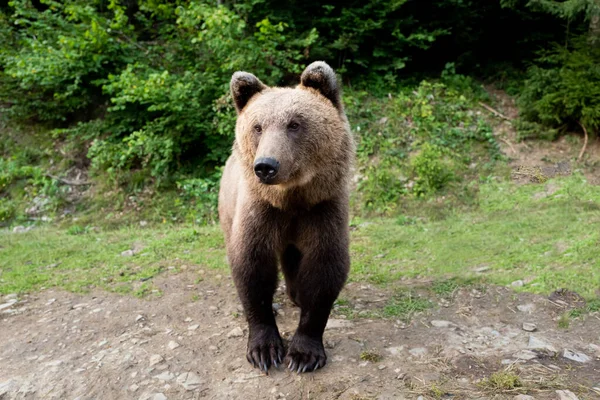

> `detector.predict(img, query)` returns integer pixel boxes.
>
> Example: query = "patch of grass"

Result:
[351,175,600,299]
[479,369,522,392]
[359,350,382,362]
[0,225,225,295]
[427,383,445,399]
[3,175,600,301]
[383,289,432,321]
[558,313,570,329]
[431,278,475,298]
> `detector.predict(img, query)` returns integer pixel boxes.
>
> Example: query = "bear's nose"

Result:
[254,157,280,182]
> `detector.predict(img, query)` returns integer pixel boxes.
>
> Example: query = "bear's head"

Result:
[230,62,351,189]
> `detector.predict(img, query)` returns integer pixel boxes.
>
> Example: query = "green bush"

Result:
[410,143,454,196]
[519,38,600,139]
[349,78,500,214]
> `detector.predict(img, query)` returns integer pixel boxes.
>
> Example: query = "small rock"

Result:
[409,347,428,357]
[562,349,591,363]
[517,304,536,313]
[149,354,164,367]
[135,315,144,322]
[511,280,524,287]
[188,324,199,331]
[4,294,17,301]
[325,340,336,349]
[184,317,193,322]
[140,221,148,227]
[121,249,135,257]
[12,226,27,233]
[227,327,244,338]
[385,346,404,356]
[176,372,203,391]
[377,365,386,370]
[522,323,537,332]
[149,394,167,400]
[474,266,490,273]
[513,350,538,361]
[129,384,139,392]
[154,371,175,382]
[528,336,557,355]
[167,341,180,350]
[0,300,17,311]
[556,390,579,400]
[430,320,454,328]
[325,319,354,330]
[514,395,535,400]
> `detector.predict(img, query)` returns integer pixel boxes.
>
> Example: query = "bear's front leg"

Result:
[285,200,350,373]
[228,219,284,373]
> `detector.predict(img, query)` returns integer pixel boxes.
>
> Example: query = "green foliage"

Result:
[176,171,222,225]
[349,77,500,214]
[519,38,600,138]
[410,143,454,196]
[1,0,317,182]
[383,289,432,321]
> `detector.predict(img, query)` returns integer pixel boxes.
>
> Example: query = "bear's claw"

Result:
[246,326,284,373]
[284,333,327,373]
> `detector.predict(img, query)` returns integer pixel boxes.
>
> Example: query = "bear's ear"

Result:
[300,61,341,109]
[230,72,268,113]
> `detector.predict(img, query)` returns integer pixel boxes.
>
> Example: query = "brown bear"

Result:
[218,61,355,373]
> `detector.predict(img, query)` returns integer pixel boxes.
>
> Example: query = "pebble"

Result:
[528,336,557,355]
[135,315,144,322]
[430,320,454,328]
[522,323,537,332]
[513,395,535,400]
[227,327,244,338]
[562,349,591,363]
[176,372,203,391]
[167,341,180,350]
[513,350,538,361]
[556,390,579,400]
[149,354,164,367]
[325,319,354,329]
[184,317,193,322]
[154,371,175,382]
[377,365,386,370]
[149,394,167,400]
[0,300,17,311]
[188,324,199,331]
[121,249,135,257]
[4,294,17,301]
[511,280,524,287]
[129,384,139,392]
[409,347,428,357]
[517,304,536,314]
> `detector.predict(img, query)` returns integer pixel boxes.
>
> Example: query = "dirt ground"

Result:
[485,87,600,186]
[1,270,599,400]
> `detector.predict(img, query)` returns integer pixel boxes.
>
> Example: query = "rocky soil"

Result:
[1,270,599,400]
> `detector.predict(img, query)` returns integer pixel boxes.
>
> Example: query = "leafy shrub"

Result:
[518,38,600,139]
[410,143,454,196]
[348,78,500,214]
[176,171,222,225]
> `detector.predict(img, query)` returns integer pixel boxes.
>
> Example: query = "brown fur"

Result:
[218,61,355,373]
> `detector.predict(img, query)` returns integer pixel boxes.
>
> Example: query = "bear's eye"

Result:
[253,124,262,134]
[288,122,300,131]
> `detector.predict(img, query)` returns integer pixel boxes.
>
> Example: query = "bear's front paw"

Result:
[246,325,285,373]
[285,333,326,373]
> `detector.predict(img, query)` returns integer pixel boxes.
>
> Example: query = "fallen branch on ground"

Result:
[576,121,589,162]
[46,174,91,186]
[479,102,511,121]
